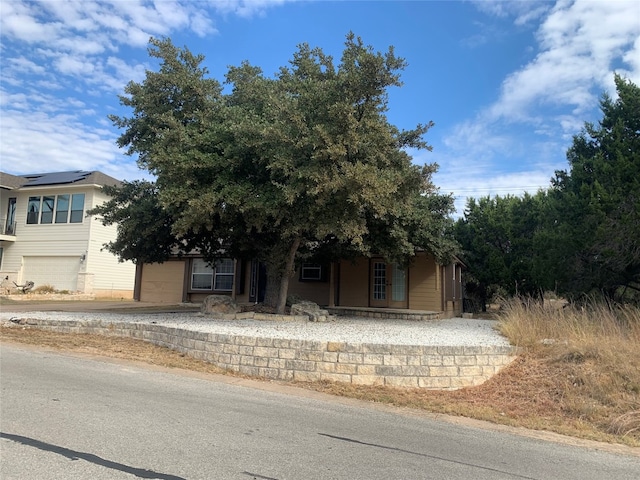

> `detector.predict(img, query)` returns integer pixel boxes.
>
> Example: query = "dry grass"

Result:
[496,300,640,443]
[2,300,640,447]
[0,327,225,374]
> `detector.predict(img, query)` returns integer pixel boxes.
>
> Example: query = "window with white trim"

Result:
[191,258,214,290]
[25,193,85,225]
[27,197,40,224]
[191,258,234,291]
[300,263,323,281]
[70,194,85,223]
[214,258,234,291]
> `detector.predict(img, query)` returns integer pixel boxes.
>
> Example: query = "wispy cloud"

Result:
[492,0,640,122]
[0,0,292,179]
[436,0,640,215]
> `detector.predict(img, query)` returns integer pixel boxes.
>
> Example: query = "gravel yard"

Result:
[0,310,511,347]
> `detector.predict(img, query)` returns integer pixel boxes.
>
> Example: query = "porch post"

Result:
[231,259,237,301]
[328,262,335,307]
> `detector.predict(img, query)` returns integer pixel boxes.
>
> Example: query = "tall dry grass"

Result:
[497,299,640,441]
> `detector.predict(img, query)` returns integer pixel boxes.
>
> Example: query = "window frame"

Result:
[70,193,85,223]
[26,196,41,224]
[299,263,326,282]
[213,258,234,292]
[191,258,214,291]
[24,193,86,225]
[189,257,235,293]
[55,194,70,223]
[40,196,55,224]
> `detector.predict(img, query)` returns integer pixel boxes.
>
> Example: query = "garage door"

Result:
[23,256,80,292]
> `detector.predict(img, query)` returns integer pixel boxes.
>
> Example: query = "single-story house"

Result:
[135,252,464,318]
[0,170,136,297]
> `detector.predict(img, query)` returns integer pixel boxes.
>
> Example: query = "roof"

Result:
[0,170,121,189]
[0,172,27,190]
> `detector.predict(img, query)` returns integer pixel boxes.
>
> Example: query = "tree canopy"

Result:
[552,74,640,300]
[108,34,457,312]
[456,75,640,307]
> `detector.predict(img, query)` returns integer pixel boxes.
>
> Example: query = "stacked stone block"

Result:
[20,319,517,390]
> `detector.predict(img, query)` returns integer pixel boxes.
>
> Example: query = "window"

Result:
[373,262,386,300]
[55,195,70,223]
[70,194,85,223]
[40,196,55,224]
[191,258,234,291]
[27,197,40,224]
[191,258,213,290]
[25,193,86,225]
[300,263,324,281]
[214,258,234,291]
[5,198,16,234]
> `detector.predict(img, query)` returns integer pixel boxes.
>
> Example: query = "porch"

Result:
[326,306,441,321]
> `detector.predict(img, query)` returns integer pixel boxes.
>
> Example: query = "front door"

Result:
[370,260,408,308]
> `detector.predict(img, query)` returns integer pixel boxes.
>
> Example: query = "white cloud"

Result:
[0,1,62,43]
[6,56,46,75]
[208,0,290,18]
[491,0,640,124]
[471,0,550,25]
[435,0,640,217]
[0,0,293,183]
[0,107,145,181]
[55,54,96,76]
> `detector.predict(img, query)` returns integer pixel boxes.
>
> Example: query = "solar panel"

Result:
[23,171,92,186]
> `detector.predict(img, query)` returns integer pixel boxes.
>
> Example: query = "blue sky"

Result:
[1,0,639,214]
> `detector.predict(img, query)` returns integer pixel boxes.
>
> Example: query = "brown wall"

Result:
[137,254,459,315]
[407,253,442,312]
[139,260,186,303]
[442,263,464,318]
[288,268,331,305]
[337,258,370,307]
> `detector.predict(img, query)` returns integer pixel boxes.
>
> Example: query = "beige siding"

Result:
[140,261,186,303]
[408,253,442,312]
[338,259,369,307]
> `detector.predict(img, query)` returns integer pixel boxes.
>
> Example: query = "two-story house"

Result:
[0,171,135,298]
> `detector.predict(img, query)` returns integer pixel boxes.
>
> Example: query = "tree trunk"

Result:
[263,237,302,314]
[264,269,280,309]
[276,237,301,314]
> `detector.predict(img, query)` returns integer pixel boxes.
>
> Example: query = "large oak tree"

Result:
[109,35,457,313]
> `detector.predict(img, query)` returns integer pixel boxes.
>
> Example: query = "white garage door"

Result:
[23,256,80,292]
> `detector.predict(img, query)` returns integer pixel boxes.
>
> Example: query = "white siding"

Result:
[23,256,80,291]
[86,189,135,293]
[0,183,134,295]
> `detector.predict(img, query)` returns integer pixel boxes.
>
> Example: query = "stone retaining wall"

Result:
[20,319,518,390]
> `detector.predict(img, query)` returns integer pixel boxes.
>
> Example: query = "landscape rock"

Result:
[201,295,240,315]
[290,301,334,322]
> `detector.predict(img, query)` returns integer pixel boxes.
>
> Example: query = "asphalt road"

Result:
[1,344,639,480]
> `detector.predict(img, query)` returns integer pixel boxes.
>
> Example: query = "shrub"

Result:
[33,284,56,294]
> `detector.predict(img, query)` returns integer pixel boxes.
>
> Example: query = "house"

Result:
[0,171,136,298]
[135,252,464,318]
